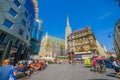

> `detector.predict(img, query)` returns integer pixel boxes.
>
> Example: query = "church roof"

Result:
[48,36,64,44]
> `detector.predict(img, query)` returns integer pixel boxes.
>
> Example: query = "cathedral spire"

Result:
[67,16,70,27]
[66,16,72,34]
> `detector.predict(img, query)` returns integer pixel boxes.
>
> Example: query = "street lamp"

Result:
[108,32,115,52]
[108,32,114,38]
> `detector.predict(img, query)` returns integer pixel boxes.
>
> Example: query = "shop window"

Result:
[9,8,17,17]
[3,19,13,28]
[0,33,6,42]
[15,40,19,47]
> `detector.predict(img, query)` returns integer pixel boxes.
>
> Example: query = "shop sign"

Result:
[10,47,18,54]
[0,44,5,50]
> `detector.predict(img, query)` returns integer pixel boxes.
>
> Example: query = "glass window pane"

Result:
[26,35,29,40]
[18,29,24,36]
[22,19,26,26]
[3,19,13,28]
[9,8,17,17]
[24,11,28,18]
[14,0,20,7]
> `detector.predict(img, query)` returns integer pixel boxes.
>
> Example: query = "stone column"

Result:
[13,43,23,65]
[1,39,13,61]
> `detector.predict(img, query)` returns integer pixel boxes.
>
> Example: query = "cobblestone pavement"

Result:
[19,63,120,80]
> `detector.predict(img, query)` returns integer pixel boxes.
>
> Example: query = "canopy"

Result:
[40,57,55,60]
[94,58,103,60]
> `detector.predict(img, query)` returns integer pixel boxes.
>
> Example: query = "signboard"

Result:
[74,51,91,55]
[0,44,5,50]
[10,47,18,54]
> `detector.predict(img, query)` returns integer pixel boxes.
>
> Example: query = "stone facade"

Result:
[67,26,107,58]
[114,19,120,58]
[39,33,65,59]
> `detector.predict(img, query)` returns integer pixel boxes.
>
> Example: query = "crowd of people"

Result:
[0,59,48,80]
[91,56,106,73]
[91,56,120,78]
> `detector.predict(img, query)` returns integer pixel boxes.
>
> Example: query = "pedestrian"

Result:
[0,59,17,80]
[112,58,120,77]
[92,58,97,71]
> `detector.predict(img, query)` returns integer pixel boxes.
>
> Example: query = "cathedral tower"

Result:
[65,16,72,54]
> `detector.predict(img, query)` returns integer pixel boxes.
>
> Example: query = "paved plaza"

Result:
[19,63,120,80]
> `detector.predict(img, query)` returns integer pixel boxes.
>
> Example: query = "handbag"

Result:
[8,66,16,80]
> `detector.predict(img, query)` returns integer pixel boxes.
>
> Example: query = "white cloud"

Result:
[98,12,112,20]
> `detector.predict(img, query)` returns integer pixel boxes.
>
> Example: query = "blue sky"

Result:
[38,0,120,51]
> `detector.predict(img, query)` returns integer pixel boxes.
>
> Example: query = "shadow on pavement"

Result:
[106,73,120,79]
[88,79,112,80]
[106,73,116,78]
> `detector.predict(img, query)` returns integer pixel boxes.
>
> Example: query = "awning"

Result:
[74,51,91,55]
[74,55,82,59]
[40,57,55,60]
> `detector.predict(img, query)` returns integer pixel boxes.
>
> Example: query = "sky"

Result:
[38,0,120,52]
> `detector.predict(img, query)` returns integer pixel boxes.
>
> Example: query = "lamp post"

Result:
[108,32,114,38]
[108,32,115,52]
[108,32,118,58]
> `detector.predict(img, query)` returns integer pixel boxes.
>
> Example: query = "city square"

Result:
[19,63,120,80]
[0,0,120,80]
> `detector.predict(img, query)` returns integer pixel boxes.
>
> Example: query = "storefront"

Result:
[10,47,18,59]
[0,43,5,60]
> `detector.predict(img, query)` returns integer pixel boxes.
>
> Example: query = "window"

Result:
[15,40,19,47]
[9,8,17,17]
[24,11,28,18]
[28,27,30,32]
[14,0,20,7]
[3,19,13,28]
[18,29,24,36]
[26,35,29,40]
[22,19,26,26]
[0,33,6,42]
[118,26,120,32]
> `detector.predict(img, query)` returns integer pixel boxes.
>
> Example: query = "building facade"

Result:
[68,27,97,52]
[30,0,43,56]
[67,27,98,58]
[114,19,120,58]
[0,0,36,64]
[30,19,43,55]
[39,33,65,59]
[67,26,107,58]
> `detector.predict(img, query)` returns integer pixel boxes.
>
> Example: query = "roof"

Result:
[48,36,65,44]
[69,26,91,36]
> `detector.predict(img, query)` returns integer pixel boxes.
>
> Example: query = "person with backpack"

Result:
[112,58,120,77]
